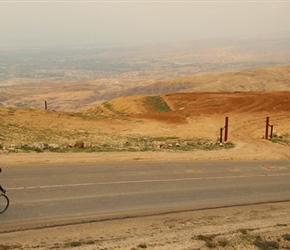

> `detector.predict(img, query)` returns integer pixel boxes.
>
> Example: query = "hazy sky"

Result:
[0,1,290,47]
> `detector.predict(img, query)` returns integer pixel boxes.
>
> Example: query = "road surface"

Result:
[1,160,290,232]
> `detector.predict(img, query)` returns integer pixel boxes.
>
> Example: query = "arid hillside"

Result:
[1,90,290,163]
[87,91,290,121]
[119,65,290,96]
[1,64,290,162]
[0,65,290,111]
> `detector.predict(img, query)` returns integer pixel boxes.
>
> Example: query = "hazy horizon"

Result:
[1,1,290,47]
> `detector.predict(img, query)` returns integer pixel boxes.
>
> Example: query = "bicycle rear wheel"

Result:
[0,194,9,214]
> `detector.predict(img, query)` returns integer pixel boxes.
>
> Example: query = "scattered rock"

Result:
[48,144,59,149]
[34,142,48,150]
[152,141,165,149]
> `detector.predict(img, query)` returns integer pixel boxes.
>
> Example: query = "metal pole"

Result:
[45,101,47,110]
[270,125,273,139]
[220,128,223,143]
[224,117,229,142]
[265,117,269,139]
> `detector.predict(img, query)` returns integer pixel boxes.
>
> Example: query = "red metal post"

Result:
[265,117,269,139]
[224,117,229,142]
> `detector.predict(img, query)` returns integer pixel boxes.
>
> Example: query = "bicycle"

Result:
[0,188,9,214]
[0,167,9,214]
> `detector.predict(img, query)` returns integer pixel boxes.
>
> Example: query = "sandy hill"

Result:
[0,65,290,162]
[86,91,290,122]
[0,65,289,111]
[119,65,290,97]
[1,90,290,162]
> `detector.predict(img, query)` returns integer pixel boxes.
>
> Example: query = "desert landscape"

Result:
[1,65,290,161]
[1,64,290,249]
[1,1,290,248]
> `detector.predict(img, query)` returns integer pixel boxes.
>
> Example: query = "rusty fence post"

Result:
[224,116,229,142]
[45,101,47,110]
[265,117,269,139]
[265,117,274,139]
[270,125,274,139]
[219,117,229,143]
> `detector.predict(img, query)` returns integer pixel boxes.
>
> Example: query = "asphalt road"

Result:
[1,160,290,232]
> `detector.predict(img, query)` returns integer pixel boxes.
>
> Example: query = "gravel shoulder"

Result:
[1,200,290,250]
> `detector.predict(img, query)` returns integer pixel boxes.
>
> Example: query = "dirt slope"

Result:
[1,65,290,111]
[1,91,290,164]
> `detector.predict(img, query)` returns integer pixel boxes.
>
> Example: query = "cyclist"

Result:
[0,168,6,193]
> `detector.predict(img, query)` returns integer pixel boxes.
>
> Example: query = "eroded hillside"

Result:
[0,65,290,111]
[86,91,290,122]
[1,91,290,160]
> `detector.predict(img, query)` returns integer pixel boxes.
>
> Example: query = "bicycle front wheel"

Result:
[0,194,9,214]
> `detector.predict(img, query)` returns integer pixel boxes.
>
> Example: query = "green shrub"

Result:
[138,243,147,248]
[282,234,290,241]
[218,238,229,247]
[196,234,218,248]
[0,245,22,250]
[253,237,279,250]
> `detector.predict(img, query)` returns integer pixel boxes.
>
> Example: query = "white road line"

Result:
[6,173,290,191]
